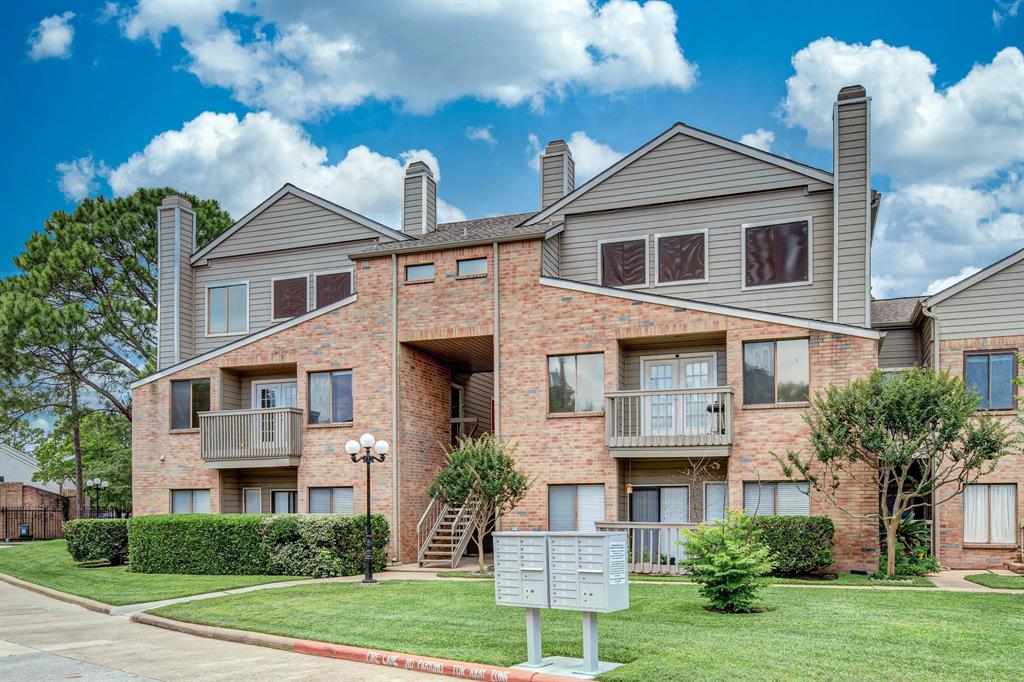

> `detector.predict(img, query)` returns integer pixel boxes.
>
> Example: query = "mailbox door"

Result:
[580,583,607,610]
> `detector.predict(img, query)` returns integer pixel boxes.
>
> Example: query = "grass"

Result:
[0,540,306,606]
[963,573,1024,590]
[438,569,935,587]
[153,580,1022,681]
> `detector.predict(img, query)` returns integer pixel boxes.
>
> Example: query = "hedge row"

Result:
[64,519,129,566]
[752,515,835,576]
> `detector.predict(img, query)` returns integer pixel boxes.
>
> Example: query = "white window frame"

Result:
[963,483,1018,545]
[242,487,262,514]
[703,481,729,522]
[547,352,605,416]
[596,235,649,289]
[170,489,211,514]
[308,486,355,515]
[740,216,814,291]
[307,369,354,425]
[628,484,691,523]
[270,489,298,514]
[270,274,311,323]
[548,483,606,531]
[250,379,298,409]
[654,228,710,286]
[205,279,250,337]
[312,267,356,308]
[743,481,810,516]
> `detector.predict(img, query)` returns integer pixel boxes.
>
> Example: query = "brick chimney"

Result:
[539,140,575,209]
[157,194,195,369]
[833,85,871,327]
[402,161,437,236]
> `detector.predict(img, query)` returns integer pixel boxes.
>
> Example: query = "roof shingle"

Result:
[871,297,924,326]
[352,211,539,258]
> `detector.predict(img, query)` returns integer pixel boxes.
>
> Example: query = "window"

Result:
[743,482,809,516]
[309,487,354,514]
[549,484,605,531]
[743,219,811,288]
[207,283,248,334]
[272,276,308,320]
[315,270,353,308]
[599,237,647,287]
[243,488,261,514]
[656,230,707,284]
[964,484,1017,544]
[308,370,353,424]
[548,353,604,414]
[704,482,728,522]
[405,263,435,282]
[271,490,297,514]
[171,489,211,514]
[965,352,1016,410]
[457,258,488,277]
[170,378,210,430]
[629,486,689,523]
[743,339,809,405]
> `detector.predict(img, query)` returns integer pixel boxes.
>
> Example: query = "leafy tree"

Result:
[428,434,533,574]
[681,511,773,613]
[777,368,1015,578]
[34,411,132,514]
[0,416,45,452]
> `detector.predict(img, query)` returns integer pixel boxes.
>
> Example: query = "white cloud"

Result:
[739,128,775,152]
[27,11,76,60]
[567,131,624,183]
[924,266,983,295]
[117,0,697,119]
[61,110,464,225]
[56,155,103,200]
[993,0,1021,27]
[465,125,497,146]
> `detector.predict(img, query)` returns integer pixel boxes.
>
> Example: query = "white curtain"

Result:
[963,485,989,543]
[990,485,1016,544]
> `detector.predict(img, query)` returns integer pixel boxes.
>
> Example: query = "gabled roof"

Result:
[0,442,39,469]
[923,247,1024,307]
[191,184,410,265]
[351,212,538,259]
[871,296,925,327]
[525,122,834,226]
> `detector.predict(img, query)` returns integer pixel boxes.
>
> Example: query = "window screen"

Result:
[966,353,1015,409]
[548,485,577,531]
[658,232,705,283]
[744,221,809,287]
[316,272,352,308]
[273,277,308,319]
[600,239,647,287]
[243,488,261,514]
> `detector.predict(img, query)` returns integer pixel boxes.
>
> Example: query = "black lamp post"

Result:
[346,433,389,583]
[86,478,109,518]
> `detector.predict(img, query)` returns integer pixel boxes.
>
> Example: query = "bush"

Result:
[127,513,389,577]
[682,511,773,613]
[752,516,834,576]
[64,519,129,566]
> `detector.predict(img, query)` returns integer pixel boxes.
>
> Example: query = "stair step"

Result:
[1008,562,1024,575]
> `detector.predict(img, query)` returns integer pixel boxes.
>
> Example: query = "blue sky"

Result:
[2,1,1021,297]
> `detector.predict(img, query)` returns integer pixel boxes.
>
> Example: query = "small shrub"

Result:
[64,519,129,566]
[128,515,269,575]
[264,514,389,577]
[752,516,834,576]
[681,511,773,613]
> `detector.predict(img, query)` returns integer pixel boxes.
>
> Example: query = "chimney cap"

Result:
[837,84,867,101]
[161,194,192,209]
[405,160,434,177]
[543,139,570,154]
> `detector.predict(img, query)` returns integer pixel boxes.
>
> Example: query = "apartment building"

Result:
[131,85,1022,572]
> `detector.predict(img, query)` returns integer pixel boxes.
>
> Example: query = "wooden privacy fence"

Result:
[1,506,68,541]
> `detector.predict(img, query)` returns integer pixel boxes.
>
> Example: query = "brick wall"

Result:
[934,335,1023,569]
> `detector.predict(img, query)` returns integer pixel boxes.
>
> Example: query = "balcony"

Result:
[199,407,303,469]
[594,521,697,575]
[605,386,733,456]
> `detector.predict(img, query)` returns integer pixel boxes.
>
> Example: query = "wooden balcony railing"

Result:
[605,386,733,448]
[199,408,303,464]
[594,521,698,575]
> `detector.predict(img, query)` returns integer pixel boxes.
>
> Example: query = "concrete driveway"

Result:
[0,582,442,681]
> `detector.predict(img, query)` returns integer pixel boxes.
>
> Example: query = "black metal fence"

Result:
[1,507,68,541]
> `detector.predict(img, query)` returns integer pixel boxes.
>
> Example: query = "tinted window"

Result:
[600,239,646,287]
[744,221,809,287]
[548,353,604,414]
[315,272,352,308]
[190,379,210,428]
[743,342,775,405]
[658,232,705,283]
[743,340,808,405]
[966,352,1015,409]
[273,277,308,319]
[171,381,192,430]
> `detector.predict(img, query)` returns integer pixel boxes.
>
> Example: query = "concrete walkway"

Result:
[0,581,442,681]
[928,568,1021,591]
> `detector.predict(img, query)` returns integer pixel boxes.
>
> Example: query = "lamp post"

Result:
[86,479,109,518]
[346,433,389,583]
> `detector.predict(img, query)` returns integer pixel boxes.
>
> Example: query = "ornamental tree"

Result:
[777,368,1016,578]
[428,434,533,574]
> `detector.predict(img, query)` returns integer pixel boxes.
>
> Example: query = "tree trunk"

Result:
[70,382,85,519]
[884,518,898,578]
[477,523,487,574]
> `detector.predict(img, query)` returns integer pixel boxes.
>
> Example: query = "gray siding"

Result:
[219,467,298,514]
[933,258,1024,339]
[835,99,870,326]
[157,198,195,370]
[541,234,560,277]
[453,371,493,437]
[541,148,574,209]
[560,187,837,320]
[621,342,728,390]
[219,370,242,410]
[920,315,935,368]
[616,458,728,521]
[878,327,921,368]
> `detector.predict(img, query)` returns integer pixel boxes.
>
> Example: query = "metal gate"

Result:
[1,506,69,541]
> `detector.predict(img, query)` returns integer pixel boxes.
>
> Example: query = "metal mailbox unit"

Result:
[494,531,629,678]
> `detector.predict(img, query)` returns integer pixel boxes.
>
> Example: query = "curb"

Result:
[0,573,112,614]
[134,611,575,682]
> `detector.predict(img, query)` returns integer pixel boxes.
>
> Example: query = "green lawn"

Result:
[438,569,935,587]
[153,580,1022,681]
[964,573,1024,590]
[0,540,305,606]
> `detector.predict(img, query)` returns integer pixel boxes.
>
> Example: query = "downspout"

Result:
[492,242,500,439]
[832,101,840,323]
[391,254,400,563]
[919,303,941,564]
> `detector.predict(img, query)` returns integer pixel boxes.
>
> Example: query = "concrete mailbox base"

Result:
[512,656,621,680]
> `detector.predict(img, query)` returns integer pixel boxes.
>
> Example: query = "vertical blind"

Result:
[704,482,728,522]
[309,487,354,514]
[549,484,605,531]
[743,482,809,516]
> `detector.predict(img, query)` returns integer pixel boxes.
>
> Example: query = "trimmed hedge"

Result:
[127,514,389,577]
[64,519,129,566]
[752,515,835,576]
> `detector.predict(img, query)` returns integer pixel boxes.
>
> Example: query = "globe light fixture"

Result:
[347,432,389,583]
